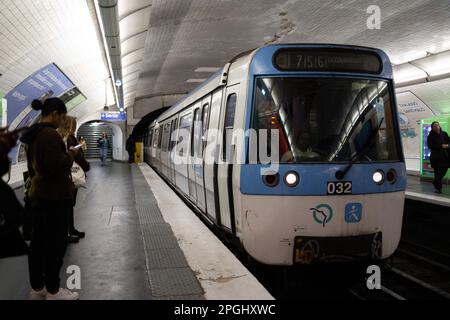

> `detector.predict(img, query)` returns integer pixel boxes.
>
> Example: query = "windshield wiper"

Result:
[335,117,385,180]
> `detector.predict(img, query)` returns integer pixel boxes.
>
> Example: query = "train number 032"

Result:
[327,181,352,195]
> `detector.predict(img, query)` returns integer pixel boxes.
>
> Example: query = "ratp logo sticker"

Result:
[345,203,363,223]
[309,204,333,227]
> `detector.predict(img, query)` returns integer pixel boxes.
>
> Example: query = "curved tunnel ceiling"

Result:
[130,0,450,119]
[0,0,115,124]
[1,0,450,125]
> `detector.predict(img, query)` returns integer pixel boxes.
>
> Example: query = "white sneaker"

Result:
[46,288,79,300]
[29,288,48,300]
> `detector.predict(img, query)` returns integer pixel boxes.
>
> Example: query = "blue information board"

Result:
[101,112,127,121]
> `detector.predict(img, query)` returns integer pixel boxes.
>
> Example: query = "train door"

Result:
[217,88,238,232]
[161,122,171,178]
[153,125,162,171]
[169,116,178,184]
[203,89,223,223]
[150,127,158,165]
[174,111,192,196]
[193,96,211,212]
[188,103,201,202]
[148,128,154,163]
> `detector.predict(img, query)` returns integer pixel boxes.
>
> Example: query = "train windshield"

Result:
[251,77,400,163]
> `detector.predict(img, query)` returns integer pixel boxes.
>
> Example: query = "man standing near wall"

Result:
[125,135,135,164]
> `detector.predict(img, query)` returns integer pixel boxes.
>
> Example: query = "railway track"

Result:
[348,242,450,300]
[399,240,450,269]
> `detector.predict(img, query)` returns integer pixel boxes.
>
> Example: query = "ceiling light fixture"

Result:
[394,49,450,88]
[186,78,206,83]
[194,67,221,73]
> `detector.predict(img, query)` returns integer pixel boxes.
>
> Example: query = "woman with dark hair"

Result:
[63,116,91,242]
[20,97,80,300]
[59,116,90,242]
[427,121,450,193]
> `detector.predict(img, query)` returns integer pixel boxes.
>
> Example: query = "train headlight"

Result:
[372,170,385,185]
[386,169,397,184]
[262,172,280,187]
[284,171,299,187]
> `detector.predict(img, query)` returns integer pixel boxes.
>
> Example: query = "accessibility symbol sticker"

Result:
[345,203,363,223]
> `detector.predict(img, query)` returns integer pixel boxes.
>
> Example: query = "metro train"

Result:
[142,44,406,266]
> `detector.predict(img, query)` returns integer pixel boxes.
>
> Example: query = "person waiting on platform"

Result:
[58,116,90,243]
[97,132,110,166]
[0,127,28,259]
[427,121,450,193]
[126,135,135,163]
[20,98,80,300]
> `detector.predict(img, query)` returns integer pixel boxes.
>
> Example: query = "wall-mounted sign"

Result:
[60,87,86,111]
[101,111,126,121]
[4,63,82,164]
[396,91,435,160]
[0,93,6,127]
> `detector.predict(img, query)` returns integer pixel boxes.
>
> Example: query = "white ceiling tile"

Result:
[0,0,112,122]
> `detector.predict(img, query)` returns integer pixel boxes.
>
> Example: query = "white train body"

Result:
[144,44,406,266]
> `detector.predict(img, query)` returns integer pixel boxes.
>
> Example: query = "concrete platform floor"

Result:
[1,161,152,300]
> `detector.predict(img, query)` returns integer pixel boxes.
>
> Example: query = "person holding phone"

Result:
[427,121,450,193]
[59,116,90,242]
[20,98,80,300]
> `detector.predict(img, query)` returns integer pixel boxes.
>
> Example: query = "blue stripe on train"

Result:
[240,162,406,195]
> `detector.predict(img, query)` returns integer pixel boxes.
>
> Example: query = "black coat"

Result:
[126,137,135,153]
[427,131,450,168]
[0,179,28,258]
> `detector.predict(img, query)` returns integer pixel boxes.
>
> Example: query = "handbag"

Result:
[71,162,86,189]
[65,138,87,189]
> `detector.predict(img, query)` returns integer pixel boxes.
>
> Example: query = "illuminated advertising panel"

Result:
[4,63,84,164]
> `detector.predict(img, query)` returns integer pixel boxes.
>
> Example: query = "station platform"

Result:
[0,161,272,300]
[406,175,450,207]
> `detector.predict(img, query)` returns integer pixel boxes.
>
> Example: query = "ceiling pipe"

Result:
[394,49,450,88]
[97,0,124,111]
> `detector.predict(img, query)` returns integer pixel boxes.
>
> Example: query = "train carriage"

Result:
[144,44,406,266]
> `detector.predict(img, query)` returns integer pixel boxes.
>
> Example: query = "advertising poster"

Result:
[0,93,6,127]
[396,91,434,160]
[4,63,85,164]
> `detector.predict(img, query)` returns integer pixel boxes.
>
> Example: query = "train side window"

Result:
[162,123,171,151]
[157,126,163,149]
[169,120,174,150]
[200,104,210,156]
[178,113,192,156]
[170,118,178,151]
[153,128,159,148]
[148,129,153,149]
[191,108,200,157]
[223,94,237,161]
[161,124,167,151]
[148,129,153,147]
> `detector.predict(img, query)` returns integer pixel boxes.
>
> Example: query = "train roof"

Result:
[152,43,393,126]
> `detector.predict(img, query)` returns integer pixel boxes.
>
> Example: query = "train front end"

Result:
[239,44,406,266]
